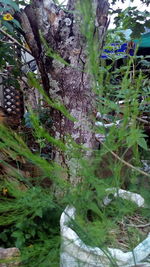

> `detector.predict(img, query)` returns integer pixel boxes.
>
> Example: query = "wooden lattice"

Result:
[3,86,24,120]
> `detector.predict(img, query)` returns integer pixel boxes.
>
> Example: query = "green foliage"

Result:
[110,0,150,38]
[0,0,23,102]
[0,0,20,12]
[114,7,150,38]
[71,198,141,248]
[28,72,76,122]
[0,187,61,266]
[0,0,150,266]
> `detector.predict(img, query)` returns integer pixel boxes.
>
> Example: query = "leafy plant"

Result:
[71,198,148,250]
[0,0,150,267]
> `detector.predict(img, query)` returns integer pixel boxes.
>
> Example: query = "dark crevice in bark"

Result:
[24,5,42,57]
[37,60,51,97]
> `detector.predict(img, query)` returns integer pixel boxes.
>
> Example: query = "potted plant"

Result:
[60,189,150,267]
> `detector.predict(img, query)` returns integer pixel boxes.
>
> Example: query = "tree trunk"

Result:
[16,0,109,184]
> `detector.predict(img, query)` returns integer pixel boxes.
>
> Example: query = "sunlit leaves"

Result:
[113,6,150,38]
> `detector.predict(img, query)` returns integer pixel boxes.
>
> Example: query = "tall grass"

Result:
[0,0,150,266]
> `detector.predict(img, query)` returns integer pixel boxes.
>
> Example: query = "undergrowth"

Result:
[71,198,150,251]
[0,0,150,266]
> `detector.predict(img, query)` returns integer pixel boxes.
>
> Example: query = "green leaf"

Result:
[0,232,8,242]
[13,19,22,29]
[0,7,11,12]
[30,228,36,237]
[0,0,20,11]
[2,20,14,33]
[88,202,103,218]
[137,138,148,150]
[35,208,43,218]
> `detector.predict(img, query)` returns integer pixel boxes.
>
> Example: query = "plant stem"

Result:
[0,28,32,55]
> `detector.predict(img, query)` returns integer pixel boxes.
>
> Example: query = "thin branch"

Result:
[126,222,150,228]
[95,135,150,178]
[136,117,150,125]
[0,28,32,55]
[96,100,150,126]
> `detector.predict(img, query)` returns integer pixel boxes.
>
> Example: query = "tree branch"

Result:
[136,117,150,125]
[96,134,150,178]
[0,28,32,55]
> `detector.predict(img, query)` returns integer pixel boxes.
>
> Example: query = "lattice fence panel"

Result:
[3,86,24,121]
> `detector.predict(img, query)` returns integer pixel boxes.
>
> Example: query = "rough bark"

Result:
[16,0,109,183]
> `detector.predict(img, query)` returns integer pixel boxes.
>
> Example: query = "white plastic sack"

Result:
[103,188,145,207]
[60,190,150,267]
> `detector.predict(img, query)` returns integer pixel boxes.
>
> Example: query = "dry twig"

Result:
[126,222,150,228]
[96,135,150,178]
